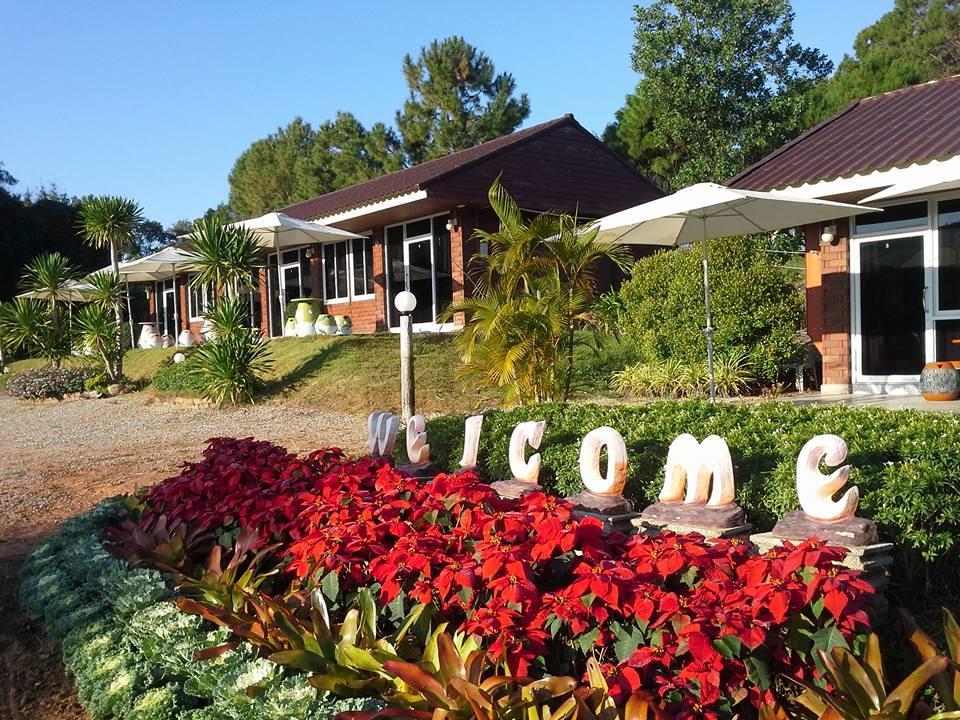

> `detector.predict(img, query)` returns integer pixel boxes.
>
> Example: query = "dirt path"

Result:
[0,393,368,720]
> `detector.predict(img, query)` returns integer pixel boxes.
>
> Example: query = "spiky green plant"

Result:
[76,304,121,378]
[189,331,273,406]
[442,179,629,405]
[201,296,250,340]
[7,252,78,367]
[78,196,144,379]
[713,353,754,397]
[186,216,262,300]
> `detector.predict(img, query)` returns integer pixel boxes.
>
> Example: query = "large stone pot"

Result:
[293,299,320,337]
[920,361,960,401]
[315,314,338,335]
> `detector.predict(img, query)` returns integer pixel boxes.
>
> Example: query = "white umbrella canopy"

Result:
[595,182,880,401]
[229,212,363,250]
[17,279,97,303]
[226,212,363,328]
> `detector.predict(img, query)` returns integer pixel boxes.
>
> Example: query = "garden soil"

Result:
[0,393,367,720]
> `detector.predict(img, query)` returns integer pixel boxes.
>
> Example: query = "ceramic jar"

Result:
[920,361,960,401]
[293,300,319,337]
[177,329,196,347]
[316,314,338,335]
[283,317,298,337]
[335,315,352,335]
[138,323,160,349]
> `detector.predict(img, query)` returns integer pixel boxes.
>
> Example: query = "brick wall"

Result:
[805,218,851,394]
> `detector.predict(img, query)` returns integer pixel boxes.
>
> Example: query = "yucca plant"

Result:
[611,362,653,397]
[713,353,754,397]
[186,216,262,300]
[75,304,120,377]
[0,295,72,367]
[201,296,250,340]
[188,330,272,405]
[18,252,80,366]
[78,196,144,378]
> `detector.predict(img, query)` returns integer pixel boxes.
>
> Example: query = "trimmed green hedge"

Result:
[400,400,960,566]
[19,500,384,720]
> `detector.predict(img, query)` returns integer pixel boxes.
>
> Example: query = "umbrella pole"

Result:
[173,267,180,346]
[275,231,284,334]
[125,278,135,347]
[701,218,716,403]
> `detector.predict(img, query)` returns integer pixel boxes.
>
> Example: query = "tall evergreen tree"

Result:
[607,0,831,189]
[805,0,960,125]
[395,36,530,165]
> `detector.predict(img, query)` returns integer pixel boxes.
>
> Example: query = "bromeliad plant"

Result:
[120,438,876,719]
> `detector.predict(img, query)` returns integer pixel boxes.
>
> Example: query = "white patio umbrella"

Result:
[111,247,203,345]
[595,182,879,401]
[17,279,97,303]
[226,212,363,329]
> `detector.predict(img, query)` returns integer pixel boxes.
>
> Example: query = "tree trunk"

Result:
[111,241,123,381]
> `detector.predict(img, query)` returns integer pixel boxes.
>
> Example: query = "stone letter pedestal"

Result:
[632,502,752,539]
[751,511,894,596]
[490,479,544,499]
[566,491,640,534]
[396,461,440,481]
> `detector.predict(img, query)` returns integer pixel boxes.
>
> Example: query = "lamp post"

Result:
[394,290,417,422]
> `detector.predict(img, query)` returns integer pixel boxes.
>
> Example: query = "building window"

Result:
[323,237,374,301]
[323,241,349,300]
[938,199,960,311]
[854,201,928,235]
[188,281,213,319]
[352,237,375,297]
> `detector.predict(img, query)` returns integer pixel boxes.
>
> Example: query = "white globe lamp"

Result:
[394,291,417,314]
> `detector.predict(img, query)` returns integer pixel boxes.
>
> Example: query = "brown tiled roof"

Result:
[280,114,659,219]
[730,74,960,191]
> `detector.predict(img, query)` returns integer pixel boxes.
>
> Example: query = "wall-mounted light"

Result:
[820,225,837,247]
[445,217,458,232]
[304,247,315,258]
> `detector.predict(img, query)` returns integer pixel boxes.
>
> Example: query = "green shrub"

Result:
[408,401,960,581]
[152,357,206,396]
[6,365,97,399]
[615,236,805,383]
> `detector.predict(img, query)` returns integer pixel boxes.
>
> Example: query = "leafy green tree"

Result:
[603,94,680,191]
[227,117,322,219]
[615,236,805,383]
[77,196,144,379]
[805,0,960,125]
[396,37,530,165]
[610,0,831,188]
[126,220,174,259]
[227,113,403,218]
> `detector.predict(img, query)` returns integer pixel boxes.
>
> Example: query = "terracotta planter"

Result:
[920,361,960,401]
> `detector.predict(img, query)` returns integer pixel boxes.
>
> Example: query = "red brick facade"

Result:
[804,219,851,393]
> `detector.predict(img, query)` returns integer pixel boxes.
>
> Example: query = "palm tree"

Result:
[78,196,144,379]
[18,252,79,367]
[542,217,633,397]
[442,181,632,405]
[187,216,262,300]
[82,271,127,381]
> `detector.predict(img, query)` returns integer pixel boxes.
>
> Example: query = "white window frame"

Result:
[384,213,456,332]
[188,280,212,320]
[320,232,375,304]
[847,193,960,392]
[266,248,308,336]
[351,235,376,300]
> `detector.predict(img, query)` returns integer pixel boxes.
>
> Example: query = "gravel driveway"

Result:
[0,392,368,720]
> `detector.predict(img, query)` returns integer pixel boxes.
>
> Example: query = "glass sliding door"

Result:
[267,248,311,337]
[385,214,455,329]
[857,235,926,377]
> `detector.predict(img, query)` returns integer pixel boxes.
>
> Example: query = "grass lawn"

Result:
[2,331,633,413]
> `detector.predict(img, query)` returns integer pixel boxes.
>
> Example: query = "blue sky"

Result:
[1,1,893,227]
